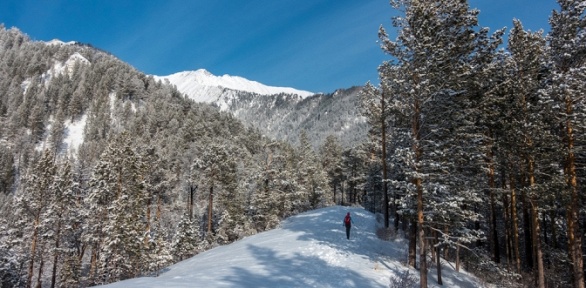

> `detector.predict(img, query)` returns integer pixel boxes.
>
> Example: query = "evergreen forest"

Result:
[0,0,585,287]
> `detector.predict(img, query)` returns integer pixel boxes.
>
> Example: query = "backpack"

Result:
[344,215,351,225]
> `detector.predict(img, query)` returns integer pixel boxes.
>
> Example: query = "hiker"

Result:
[343,212,353,240]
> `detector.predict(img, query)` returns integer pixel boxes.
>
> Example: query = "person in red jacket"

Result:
[343,212,353,240]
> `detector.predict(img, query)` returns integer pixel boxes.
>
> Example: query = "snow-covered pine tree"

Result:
[467,22,506,266]
[84,132,148,284]
[139,146,172,276]
[340,145,367,206]
[252,142,286,231]
[172,214,198,261]
[0,145,15,195]
[379,0,498,285]
[45,158,78,288]
[319,135,343,205]
[359,82,391,227]
[194,142,239,244]
[15,150,57,288]
[0,207,27,287]
[99,132,148,282]
[293,131,327,212]
[505,19,553,287]
[542,1,586,287]
[147,212,173,277]
[83,143,117,285]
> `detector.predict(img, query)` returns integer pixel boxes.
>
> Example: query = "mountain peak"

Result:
[193,68,213,77]
[44,39,77,46]
[154,69,314,103]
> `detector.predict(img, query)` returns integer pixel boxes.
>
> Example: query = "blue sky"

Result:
[0,0,558,93]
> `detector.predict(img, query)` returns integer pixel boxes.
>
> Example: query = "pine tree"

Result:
[45,159,77,288]
[360,82,391,227]
[0,146,15,194]
[15,150,57,288]
[252,142,284,231]
[293,131,327,212]
[194,142,238,243]
[172,214,198,261]
[542,1,586,287]
[319,135,343,205]
[506,19,551,287]
[147,213,172,277]
[100,133,148,282]
[83,146,116,285]
[84,133,148,284]
[379,0,496,285]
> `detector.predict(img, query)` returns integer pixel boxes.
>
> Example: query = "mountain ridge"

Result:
[154,69,315,104]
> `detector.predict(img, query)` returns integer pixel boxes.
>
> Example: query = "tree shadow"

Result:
[222,244,383,288]
[221,206,408,287]
[281,207,406,263]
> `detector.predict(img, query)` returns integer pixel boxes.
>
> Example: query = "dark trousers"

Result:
[345,224,351,239]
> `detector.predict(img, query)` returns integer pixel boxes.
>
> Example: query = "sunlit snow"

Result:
[99,206,482,288]
[62,114,87,155]
[154,69,314,104]
[38,52,91,87]
[44,39,77,46]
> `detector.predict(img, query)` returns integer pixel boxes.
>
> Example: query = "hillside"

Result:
[224,87,368,148]
[157,69,367,148]
[100,206,482,288]
[0,26,350,287]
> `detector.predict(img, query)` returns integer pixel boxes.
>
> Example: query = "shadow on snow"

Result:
[222,244,381,288]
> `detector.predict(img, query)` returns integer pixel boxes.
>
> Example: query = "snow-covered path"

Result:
[100,206,482,288]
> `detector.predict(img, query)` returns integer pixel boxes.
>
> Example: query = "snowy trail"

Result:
[100,206,482,288]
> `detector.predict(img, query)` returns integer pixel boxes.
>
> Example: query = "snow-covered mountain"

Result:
[44,39,77,46]
[155,69,366,148]
[154,69,315,103]
[99,206,482,288]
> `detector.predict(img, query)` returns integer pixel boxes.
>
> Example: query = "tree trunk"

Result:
[381,91,389,228]
[189,185,195,220]
[522,186,534,270]
[417,176,427,288]
[208,185,214,234]
[564,114,584,288]
[531,199,545,288]
[27,217,40,288]
[333,182,337,205]
[393,192,400,231]
[157,192,163,222]
[352,165,358,204]
[88,247,97,285]
[503,193,512,267]
[427,230,437,261]
[340,183,345,206]
[510,171,522,273]
[145,195,152,247]
[413,95,426,287]
[550,205,558,249]
[527,156,545,287]
[456,241,460,272]
[543,212,548,246]
[35,255,44,288]
[409,218,417,268]
[444,226,449,259]
[435,229,442,285]
[50,219,62,288]
[501,168,513,267]
[486,142,500,263]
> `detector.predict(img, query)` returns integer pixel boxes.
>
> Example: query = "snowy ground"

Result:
[100,206,483,288]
